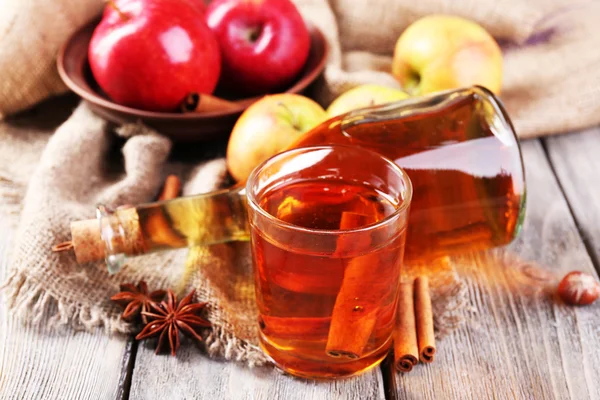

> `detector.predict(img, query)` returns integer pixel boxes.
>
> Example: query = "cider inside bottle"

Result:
[291,87,525,261]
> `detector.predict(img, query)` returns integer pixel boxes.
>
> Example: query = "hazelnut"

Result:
[557,271,600,306]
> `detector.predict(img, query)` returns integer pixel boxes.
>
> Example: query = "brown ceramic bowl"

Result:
[57,19,328,142]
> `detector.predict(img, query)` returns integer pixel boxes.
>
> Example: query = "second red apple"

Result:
[205,0,310,95]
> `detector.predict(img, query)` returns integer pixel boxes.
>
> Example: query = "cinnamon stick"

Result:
[326,212,381,359]
[415,276,436,363]
[158,175,182,201]
[140,207,187,249]
[180,92,239,113]
[333,212,372,255]
[393,281,419,372]
[52,241,74,253]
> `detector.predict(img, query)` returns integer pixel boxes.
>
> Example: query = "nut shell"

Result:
[557,271,600,306]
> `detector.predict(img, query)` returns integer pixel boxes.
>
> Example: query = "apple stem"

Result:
[405,71,421,95]
[247,27,262,43]
[277,102,301,131]
[106,0,129,21]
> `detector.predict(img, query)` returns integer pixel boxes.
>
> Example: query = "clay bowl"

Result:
[58,19,328,142]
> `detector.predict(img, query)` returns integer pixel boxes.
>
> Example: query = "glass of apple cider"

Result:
[245,145,412,379]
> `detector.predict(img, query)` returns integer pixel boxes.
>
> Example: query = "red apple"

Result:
[190,0,206,15]
[89,0,221,112]
[205,0,310,95]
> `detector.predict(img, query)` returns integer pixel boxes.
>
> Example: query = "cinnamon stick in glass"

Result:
[326,212,380,359]
[180,93,240,113]
[415,276,436,363]
[393,281,419,372]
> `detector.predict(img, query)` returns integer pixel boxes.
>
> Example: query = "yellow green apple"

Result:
[326,84,409,117]
[227,93,328,182]
[392,15,503,95]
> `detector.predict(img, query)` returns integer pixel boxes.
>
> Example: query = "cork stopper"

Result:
[70,219,105,264]
[66,208,147,264]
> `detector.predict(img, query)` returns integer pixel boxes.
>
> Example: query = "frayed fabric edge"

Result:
[1,269,133,334]
[1,269,271,368]
[204,325,269,368]
[1,266,468,361]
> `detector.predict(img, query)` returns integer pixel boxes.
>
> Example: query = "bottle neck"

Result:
[86,186,249,274]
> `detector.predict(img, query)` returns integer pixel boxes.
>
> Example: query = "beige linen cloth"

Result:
[1,0,598,365]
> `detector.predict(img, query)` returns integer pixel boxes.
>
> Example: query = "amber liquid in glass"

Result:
[252,179,406,378]
[292,90,525,261]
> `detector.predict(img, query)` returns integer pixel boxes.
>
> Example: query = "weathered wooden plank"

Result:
[391,139,600,399]
[129,340,386,400]
[380,353,397,400]
[544,128,600,267]
[0,223,134,400]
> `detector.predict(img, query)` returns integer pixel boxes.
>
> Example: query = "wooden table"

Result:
[1,100,600,399]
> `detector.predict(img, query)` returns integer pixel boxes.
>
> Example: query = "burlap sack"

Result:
[0,0,103,118]
[1,104,467,365]
[2,0,600,138]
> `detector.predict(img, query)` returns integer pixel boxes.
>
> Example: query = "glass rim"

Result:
[245,144,413,236]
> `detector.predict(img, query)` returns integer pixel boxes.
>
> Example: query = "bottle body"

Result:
[291,86,525,261]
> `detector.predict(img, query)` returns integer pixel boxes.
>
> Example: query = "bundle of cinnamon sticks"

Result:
[393,276,436,372]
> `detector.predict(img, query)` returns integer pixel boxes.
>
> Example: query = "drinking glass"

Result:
[245,145,412,379]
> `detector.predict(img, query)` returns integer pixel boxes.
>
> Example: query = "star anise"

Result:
[135,289,211,356]
[111,281,166,324]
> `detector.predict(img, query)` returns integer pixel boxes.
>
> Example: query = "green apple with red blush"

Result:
[226,94,327,182]
[392,15,503,95]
